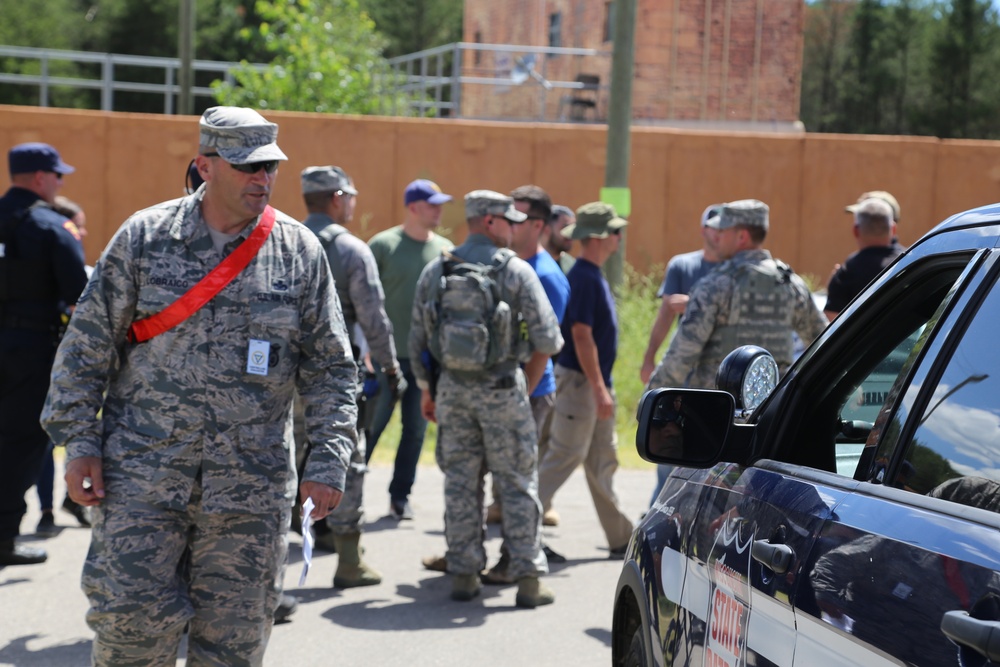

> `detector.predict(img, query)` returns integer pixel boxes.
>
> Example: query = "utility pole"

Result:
[602,0,638,292]
[178,0,196,115]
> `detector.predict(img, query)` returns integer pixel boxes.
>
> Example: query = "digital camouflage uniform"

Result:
[41,109,357,667]
[301,205,399,536]
[409,193,563,580]
[648,201,827,390]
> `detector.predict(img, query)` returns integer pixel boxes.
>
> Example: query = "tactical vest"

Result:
[711,259,796,369]
[0,202,61,330]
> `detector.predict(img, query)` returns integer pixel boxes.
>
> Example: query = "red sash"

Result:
[127,206,276,343]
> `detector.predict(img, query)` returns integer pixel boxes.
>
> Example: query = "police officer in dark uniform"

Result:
[0,142,88,565]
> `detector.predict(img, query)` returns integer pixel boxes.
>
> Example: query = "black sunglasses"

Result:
[202,152,279,175]
[47,171,63,180]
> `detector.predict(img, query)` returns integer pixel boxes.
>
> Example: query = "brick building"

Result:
[460,0,804,129]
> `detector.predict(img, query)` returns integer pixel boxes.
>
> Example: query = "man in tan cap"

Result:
[536,202,635,562]
[826,197,902,320]
[42,106,357,664]
[647,199,827,391]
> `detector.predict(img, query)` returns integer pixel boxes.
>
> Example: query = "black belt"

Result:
[491,375,517,390]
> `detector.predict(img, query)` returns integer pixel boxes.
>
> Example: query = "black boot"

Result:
[0,539,47,566]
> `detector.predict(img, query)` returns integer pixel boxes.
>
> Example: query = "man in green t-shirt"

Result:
[367,179,453,520]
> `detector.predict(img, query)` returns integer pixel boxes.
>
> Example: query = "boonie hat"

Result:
[562,202,628,240]
[704,199,769,232]
[8,142,75,176]
[464,190,527,222]
[301,166,358,195]
[405,179,453,205]
[199,106,288,164]
[846,190,900,222]
[701,204,722,227]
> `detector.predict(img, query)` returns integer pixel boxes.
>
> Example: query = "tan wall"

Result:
[3,105,1000,285]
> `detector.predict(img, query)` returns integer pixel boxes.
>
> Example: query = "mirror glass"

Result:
[638,389,735,467]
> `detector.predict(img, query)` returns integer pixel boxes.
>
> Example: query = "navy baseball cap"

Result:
[404,179,452,205]
[9,142,75,176]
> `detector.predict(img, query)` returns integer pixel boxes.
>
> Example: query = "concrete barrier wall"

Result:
[3,105,999,283]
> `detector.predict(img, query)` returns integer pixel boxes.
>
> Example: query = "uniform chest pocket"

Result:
[246,299,300,384]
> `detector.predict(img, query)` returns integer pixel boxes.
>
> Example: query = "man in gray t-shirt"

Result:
[641,205,721,503]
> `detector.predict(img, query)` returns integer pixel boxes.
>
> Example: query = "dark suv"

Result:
[613,203,1000,667]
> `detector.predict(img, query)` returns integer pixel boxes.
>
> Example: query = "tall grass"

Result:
[368,263,666,472]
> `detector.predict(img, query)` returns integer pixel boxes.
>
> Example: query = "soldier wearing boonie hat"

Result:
[537,199,636,567]
[561,201,627,239]
[409,188,562,607]
[647,196,827,393]
[42,106,357,661]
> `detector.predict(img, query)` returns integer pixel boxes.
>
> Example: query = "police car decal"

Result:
[704,517,752,667]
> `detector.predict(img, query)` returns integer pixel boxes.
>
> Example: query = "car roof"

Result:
[927,201,1000,237]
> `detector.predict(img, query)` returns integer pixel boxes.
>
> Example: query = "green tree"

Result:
[801,0,854,132]
[212,0,409,114]
[359,0,463,58]
[917,0,1000,138]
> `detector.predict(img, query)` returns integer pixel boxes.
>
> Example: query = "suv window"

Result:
[774,257,971,477]
[893,273,1000,503]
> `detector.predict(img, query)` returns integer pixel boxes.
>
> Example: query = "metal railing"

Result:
[0,43,611,120]
[0,45,253,114]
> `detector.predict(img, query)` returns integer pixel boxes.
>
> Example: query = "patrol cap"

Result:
[198,106,288,164]
[464,190,527,222]
[405,179,453,205]
[8,142,75,175]
[846,190,900,222]
[705,199,769,232]
[301,165,358,195]
[562,202,628,240]
[701,204,722,227]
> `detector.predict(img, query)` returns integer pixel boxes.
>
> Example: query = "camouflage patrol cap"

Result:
[846,190,900,222]
[562,202,628,239]
[301,165,359,195]
[198,106,288,164]
[705,199,769,232]
[464,190,528,222]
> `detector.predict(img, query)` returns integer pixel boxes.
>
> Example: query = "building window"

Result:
[604,2,616,42]
[549,12,562,48]
[474,31,482,66]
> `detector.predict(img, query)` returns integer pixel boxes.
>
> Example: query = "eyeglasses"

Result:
[202,152,279,175]
[47,171,63,180]
[611,228,623,236]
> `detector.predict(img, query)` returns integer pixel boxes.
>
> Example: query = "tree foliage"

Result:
[359,0,463,59]
[801,0,1000,139]
[212,0,412,114]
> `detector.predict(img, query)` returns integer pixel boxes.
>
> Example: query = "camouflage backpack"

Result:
[427,248,515,372]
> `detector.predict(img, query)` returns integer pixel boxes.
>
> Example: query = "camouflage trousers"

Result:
[82,476,289,667]
[293,393,365,534]
[435,370,548,579]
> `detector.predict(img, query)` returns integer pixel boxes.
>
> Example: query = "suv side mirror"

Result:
[636,388,735,467]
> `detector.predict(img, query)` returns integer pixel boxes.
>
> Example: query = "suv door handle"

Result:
[751,540,793,574]
[941,611,1000,661]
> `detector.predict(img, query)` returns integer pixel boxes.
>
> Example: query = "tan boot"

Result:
[451,574,482,601]
[421,554,448,572]
[486,502,503,524]
[542,508,560,526]
[332,532,382,589]
[515,577,555,608]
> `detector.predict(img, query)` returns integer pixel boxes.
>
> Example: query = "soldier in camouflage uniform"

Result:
[299,165,404,588]
[41,107,357,667]
[409,190,563,607]
[647,199,827,391]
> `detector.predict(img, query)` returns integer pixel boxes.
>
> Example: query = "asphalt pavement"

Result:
[0,458,655,667]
